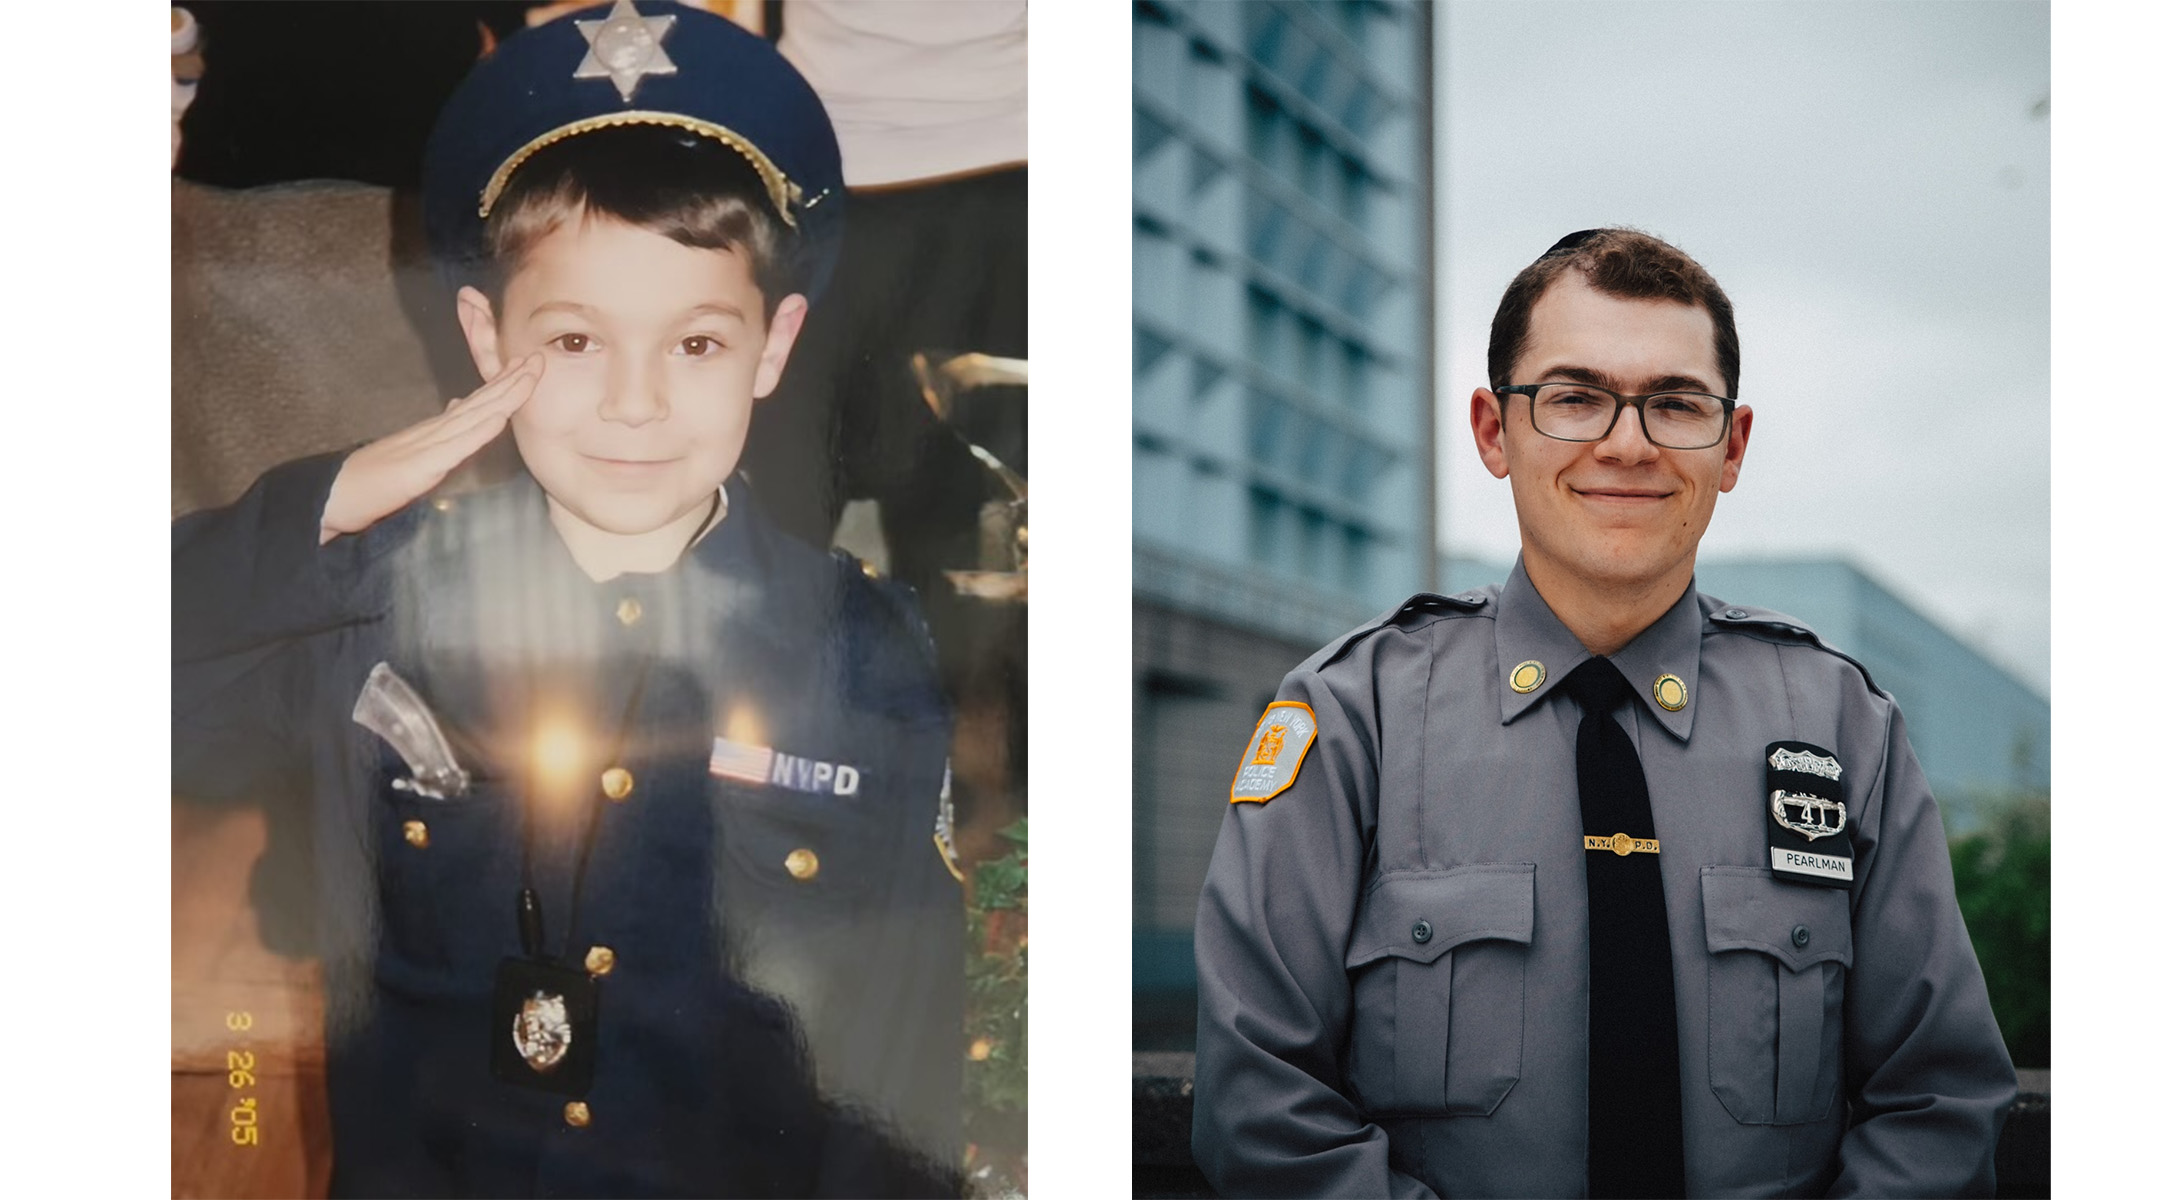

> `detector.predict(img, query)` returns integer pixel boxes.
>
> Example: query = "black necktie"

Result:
[1564,657,1686,1198]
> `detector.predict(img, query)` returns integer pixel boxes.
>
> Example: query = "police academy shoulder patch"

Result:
[1764,740,1855,889]
[1230,702,1318,804]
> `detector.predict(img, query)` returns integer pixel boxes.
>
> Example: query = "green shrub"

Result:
[1947,791,2049,1068]
[963,819,1026,1196]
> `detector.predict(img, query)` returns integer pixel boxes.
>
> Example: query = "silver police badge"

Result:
[1769,745,1844,782]
[574,0,679,102]
[1770,788,1847,841]
[1764,740,1856,888]
[512,991,573,1073]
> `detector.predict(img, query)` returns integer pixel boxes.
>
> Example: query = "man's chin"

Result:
[1544,539,1694,592]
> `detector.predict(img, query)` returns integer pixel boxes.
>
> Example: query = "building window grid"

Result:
[1238,81,1399,260]
[1241,284,1399,447]
[1135,0,1425,600]
[1135,441,1398,584]
[1239,385,1398,525]
[1237,1,1402,155]
[1242,261,1393,386]
[1136,83,1406,325]
[1135,308,1399,534]
[1137,149,1407,461]
[1143,0,1406,195]
[1242,481,1386,593]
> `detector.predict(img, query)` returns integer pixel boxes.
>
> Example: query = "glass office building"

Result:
[1132,0,1437,1047]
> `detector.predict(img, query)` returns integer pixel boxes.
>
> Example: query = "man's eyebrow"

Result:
[1544,365,1719,394]
[686,302,748,323]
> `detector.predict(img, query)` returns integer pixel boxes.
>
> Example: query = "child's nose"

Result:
[598,355,668,426]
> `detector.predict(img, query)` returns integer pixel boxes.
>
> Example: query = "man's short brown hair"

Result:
[481,124,799,316]
[1486,228,1739,396]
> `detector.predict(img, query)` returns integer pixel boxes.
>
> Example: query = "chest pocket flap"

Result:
[1700,866,1854,1125]
[1702,868,1853,970]
[1347,863,1535,967]
[1342,863,1535,1118]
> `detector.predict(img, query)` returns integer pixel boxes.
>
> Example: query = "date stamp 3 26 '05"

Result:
[225,1011,260,1148]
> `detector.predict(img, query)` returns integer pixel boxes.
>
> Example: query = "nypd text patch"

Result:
[710,737,861,796]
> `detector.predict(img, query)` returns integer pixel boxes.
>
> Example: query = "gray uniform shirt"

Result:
[1192,562,2016,1198]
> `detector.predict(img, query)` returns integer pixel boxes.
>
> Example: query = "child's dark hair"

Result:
[480,125,802,316]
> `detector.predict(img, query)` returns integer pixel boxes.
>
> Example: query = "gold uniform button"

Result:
[402,820,429,849]
[1509,660,1546,694]
[615,596,643,627]
[600,767,634,801]
[584,945,617,976]
[431,497,454,513]
[563,1101,590,1128]
[784,848,820,881]
[1653,673,1689,711]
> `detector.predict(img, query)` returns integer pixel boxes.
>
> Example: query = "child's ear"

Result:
[456,286,506,381]
[750,294,810,400]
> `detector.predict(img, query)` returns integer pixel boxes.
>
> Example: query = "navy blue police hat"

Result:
[422,1,843,299]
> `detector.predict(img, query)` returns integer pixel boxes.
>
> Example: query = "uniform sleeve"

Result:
[1191,664,1437,1199]
[172,450,419,800]
[809,572,966,1196]
[1830,704,2018,1197]
[809,766,966,1199]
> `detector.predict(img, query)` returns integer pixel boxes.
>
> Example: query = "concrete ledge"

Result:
[1136,1053,2049,1199]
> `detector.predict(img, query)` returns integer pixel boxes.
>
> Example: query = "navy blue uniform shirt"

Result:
[174,451,962,1197]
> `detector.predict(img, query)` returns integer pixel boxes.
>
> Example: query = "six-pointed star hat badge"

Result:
[575,0,679,101]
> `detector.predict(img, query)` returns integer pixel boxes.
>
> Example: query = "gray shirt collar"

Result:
[1494,555,1702,743]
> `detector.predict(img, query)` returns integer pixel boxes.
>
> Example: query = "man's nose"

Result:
[1596,401,1660,462]
[598,354,668,426]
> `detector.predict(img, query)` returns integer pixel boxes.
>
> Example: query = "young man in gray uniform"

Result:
[1191,229,2016,1198]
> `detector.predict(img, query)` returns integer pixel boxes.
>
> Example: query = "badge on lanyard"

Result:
[1764,740,1855,889]
[490,956,601,1096]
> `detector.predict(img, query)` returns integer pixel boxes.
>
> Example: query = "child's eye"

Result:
[679,335,722,357]
[550,333,594,354]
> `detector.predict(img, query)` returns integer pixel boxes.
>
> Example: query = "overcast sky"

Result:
[1436,0,2049,696]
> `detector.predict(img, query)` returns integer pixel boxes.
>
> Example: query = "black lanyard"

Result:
[490,489,723,1097]
[513,488,724,963]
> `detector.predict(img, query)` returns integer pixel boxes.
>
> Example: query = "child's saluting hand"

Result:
[319,353,544,544]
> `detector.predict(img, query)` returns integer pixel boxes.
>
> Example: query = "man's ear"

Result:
[456,286,506,382]
[1719,403,1753,493]
[1470,388,1511,480]
[751,294,810,400]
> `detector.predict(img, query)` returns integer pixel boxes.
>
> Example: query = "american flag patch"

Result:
[708,737,775,784]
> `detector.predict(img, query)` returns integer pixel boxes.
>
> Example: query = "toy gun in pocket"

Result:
[352,662,471,799]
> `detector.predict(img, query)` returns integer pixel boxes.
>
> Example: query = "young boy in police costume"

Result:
[172,5,961,1195]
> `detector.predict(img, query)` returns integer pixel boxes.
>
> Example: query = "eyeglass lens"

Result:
[1530,385,1727,449]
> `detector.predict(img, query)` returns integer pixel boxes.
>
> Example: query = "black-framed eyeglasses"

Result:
[1495,382,1736,450]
